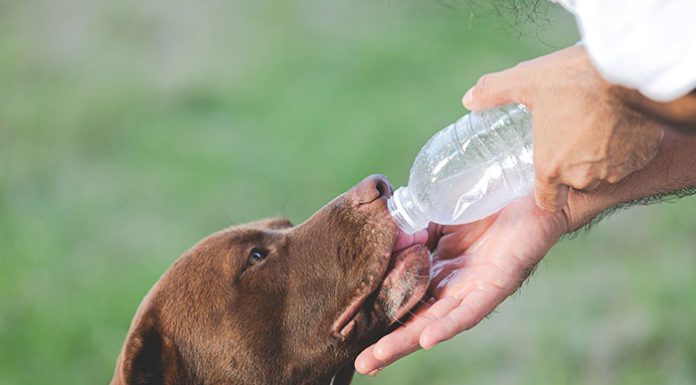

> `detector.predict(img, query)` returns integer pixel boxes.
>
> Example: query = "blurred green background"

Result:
[2,1,695,384]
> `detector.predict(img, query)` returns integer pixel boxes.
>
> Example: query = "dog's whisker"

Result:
[390,317,407,326]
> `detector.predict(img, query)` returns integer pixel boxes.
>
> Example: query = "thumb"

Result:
[534,175,569,213]
[462,66,531,111]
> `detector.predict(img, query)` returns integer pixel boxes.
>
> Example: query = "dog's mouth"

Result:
[331,227,430,340]
[377,229,430,320]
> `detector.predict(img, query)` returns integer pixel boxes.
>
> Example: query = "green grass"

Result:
[1,1,695,384]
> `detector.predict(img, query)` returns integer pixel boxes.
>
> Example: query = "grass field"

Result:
[1,1,695,384]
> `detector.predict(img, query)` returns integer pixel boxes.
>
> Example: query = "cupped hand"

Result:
[462,45,665,212]
[355,195,570,375]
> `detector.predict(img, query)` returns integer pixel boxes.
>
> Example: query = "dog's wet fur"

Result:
[111,175,430,385]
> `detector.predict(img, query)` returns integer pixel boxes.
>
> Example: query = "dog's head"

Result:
[111,175,430,385]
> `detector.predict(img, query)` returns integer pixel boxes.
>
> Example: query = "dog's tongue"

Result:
[392,228,428,253]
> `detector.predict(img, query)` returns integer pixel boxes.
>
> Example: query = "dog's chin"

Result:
[330,220,430,339]
[376,244,430,324]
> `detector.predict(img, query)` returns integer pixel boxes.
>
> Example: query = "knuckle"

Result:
[536,167,558,184]
[513,59,533,72]
[570,172,596,190]
[441,316,459,335]
[459,305,480,331]
[605,173,624,184]
[511,61,532,79]
[606,167,633,184]
[535,159,561,181]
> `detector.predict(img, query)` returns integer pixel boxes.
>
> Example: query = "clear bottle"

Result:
[388,104,534,234]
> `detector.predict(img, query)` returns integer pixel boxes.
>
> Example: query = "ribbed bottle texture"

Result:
[388,104,534,234]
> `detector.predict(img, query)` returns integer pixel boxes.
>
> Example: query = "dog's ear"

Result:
[330,362,355,385]
[248,217,294,230]
[113,313,181,385]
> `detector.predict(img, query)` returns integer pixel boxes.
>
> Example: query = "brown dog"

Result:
[111,175,430,385]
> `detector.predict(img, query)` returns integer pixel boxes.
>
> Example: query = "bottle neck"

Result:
[387,186,430,234]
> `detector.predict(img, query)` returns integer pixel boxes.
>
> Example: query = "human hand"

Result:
[355,195,570,375]
[355,127,696,376]
[462,45,665,212]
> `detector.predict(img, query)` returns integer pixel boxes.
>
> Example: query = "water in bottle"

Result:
[388,104,534,234]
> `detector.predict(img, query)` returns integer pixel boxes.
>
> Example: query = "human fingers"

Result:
[354,297,460,373]
[576,179,601,192]
[534,173,569,212]
[428,215,498,258]
[419,286,508,349]
[462,64,534,111]
[354,345,383,376]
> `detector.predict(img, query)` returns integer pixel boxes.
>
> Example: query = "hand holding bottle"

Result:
[463,46,665,212]
[354,45,696,376]
[356,127,696,375]
[388,104,534,233]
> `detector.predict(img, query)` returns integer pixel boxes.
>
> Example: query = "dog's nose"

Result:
[350,174,393,205]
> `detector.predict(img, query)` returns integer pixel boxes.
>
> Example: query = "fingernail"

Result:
[462,88,474,107]
[354,361,366,374]
[368,368,383,377]
[421,338,434,350]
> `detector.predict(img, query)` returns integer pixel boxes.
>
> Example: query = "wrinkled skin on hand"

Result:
[462,45,665,212]
[355,196,571,375]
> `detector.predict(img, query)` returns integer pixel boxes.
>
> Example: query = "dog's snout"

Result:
[350,174,393,205]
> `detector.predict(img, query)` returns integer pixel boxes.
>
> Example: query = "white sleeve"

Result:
[563,0,696,102]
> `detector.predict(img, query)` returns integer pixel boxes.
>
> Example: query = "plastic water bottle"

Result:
[388,103,534,234]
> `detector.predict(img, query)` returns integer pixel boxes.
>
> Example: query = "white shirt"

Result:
[552,0,696,102]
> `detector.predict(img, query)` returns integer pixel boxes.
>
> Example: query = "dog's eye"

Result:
[247,247,268,265]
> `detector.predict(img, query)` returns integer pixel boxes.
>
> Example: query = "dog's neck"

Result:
[329,362,355,385]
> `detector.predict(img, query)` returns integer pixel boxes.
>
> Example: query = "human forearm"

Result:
[565,128,696,231]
